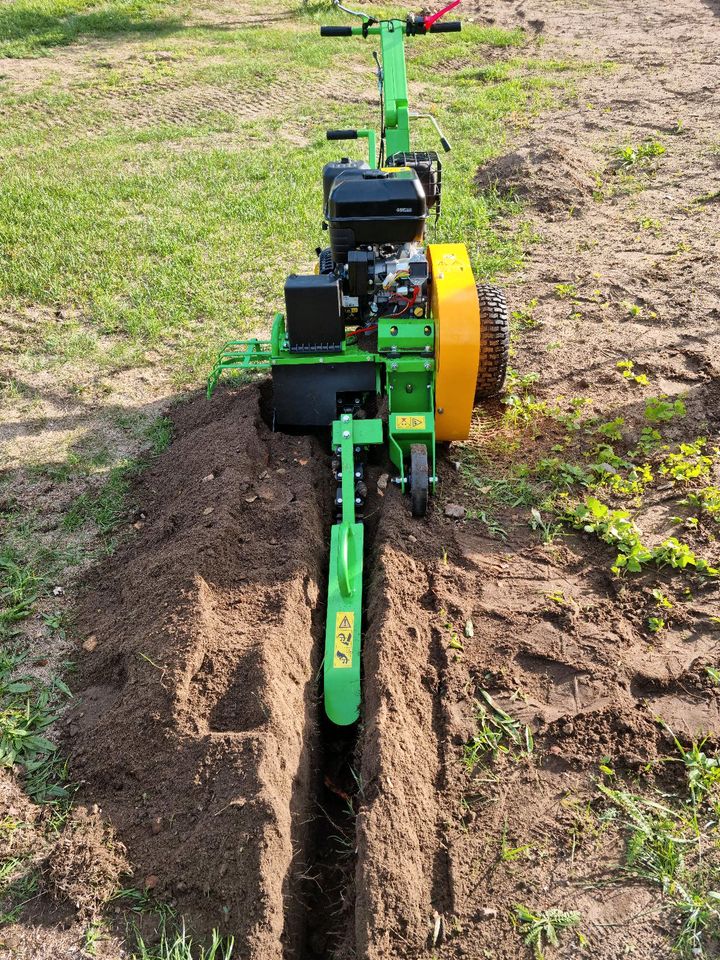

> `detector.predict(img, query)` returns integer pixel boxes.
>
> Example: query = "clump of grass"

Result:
[64,459,142,536]
[0,650,71,804]
[598,732,720,957]
[0,550,43,638]
[462,690,533,772]
[512,904,581,959]
[131,923,234,960]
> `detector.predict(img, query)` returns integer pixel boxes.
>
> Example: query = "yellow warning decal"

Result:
[333,612,354,669]
[396,415,427,430]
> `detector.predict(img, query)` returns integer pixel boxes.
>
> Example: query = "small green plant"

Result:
[660,440,714,484]
[462,690,533,772]
[554,282,577,299]
[705,667,720,685]
[529,508,563,544]
[684,486,720,523]
[596,416,625,440]
[651,589,673,609]
[638,217,662,233]
[0,551,43,636]
[615,139,666,168]
[645,396,686,423]
[647,616,665,634]
[616,359,649,386]
[512,904,580,959]
[500,821,533,862]
[511,298,540,328]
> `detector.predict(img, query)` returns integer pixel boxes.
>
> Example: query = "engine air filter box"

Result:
[284,273,343,353]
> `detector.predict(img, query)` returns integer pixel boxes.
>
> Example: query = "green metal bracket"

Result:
[385,356,436,494]
[324,414,383,726]
[207,337,273,397]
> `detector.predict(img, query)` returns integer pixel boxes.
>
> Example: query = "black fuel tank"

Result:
[327,169,427,262]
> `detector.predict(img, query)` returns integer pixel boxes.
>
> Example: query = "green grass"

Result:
[599,735,720,957]
[0,0,181,57]
[0,648,72,804]
[131,925,234,960]
[462,689,533,772]
[0,1,578,384]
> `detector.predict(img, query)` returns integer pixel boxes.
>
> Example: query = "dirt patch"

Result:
[0,775,128,956]
[62,385,330,954]
[475,137,598,214]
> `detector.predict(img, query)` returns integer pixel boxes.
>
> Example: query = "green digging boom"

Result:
[207,0,510,726]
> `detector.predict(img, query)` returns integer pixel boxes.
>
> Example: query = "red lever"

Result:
[424,0,462,28]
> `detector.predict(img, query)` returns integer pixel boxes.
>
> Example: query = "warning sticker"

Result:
[333,612,354,669]
[396,415,427,430]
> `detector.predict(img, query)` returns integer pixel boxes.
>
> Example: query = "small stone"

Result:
[244,494,258,503]
[464,619,474,638]
[561,721,575,735]
[151,818,162,835]
[144,875,159,891]
[408,534,418,543]
[549,745,563,756]
[202,473,215,482]
[133,521,143,530]
[377,473,389,493]
[53,585,65,597]
[452,460,462,472]
[477,907,497,920]
[444,503,466,520]
[83,636,98,653]
[203,507,214,516]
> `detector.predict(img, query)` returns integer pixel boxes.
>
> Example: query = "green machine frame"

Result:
[208,8,463,726]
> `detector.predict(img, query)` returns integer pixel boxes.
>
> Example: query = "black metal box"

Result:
[284,273,343,352]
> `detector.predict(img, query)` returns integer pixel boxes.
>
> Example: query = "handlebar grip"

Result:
[320,25,353,36]
[429,21,462,32]
[327,130,358,140]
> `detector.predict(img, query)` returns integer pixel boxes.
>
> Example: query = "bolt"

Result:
[424,361,431,370]
[337,497,343,504]
[342,430,350,439]
[342,415,350,422]
[355,470,362,479]
[391,362,399,371]
[355,497,362,505]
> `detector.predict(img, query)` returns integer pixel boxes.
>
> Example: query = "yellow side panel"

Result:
[428,244,480,441]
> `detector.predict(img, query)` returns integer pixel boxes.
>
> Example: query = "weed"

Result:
[462,690,533,772]
[131,923,234,960]
[651,588,673,610]
[647,616,665,634]
[615,140,666,168]
[599,736,720,957]
[554,282,577,299]
[684,486,720,524]
[563,497,718,577]
[660,440,714,484]
[529,508,563,544]
[617,359,650,387]
[638,217,662,233]
[705,667,720,685]
[0,550,43,637]
[511,298,540,328]
[146,416,174,454]
[500,821,532,862]
[0,650,71,804]
[512,904,580,960]
[645,396,686,423]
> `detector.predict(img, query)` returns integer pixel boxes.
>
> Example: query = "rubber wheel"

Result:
[475,284,510,401]
[410,444,429,518]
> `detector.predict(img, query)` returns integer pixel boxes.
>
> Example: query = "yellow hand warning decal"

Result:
[396,415,427,430]
[333,612,354,669]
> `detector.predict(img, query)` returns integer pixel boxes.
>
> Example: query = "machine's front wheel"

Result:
[410,444,429,518]
[475,284,510,401]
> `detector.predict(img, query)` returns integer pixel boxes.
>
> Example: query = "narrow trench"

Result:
[297,456,386,960]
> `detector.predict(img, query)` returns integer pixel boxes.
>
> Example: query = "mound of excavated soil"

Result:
[64,385,331,955]
[475,137,597,214]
